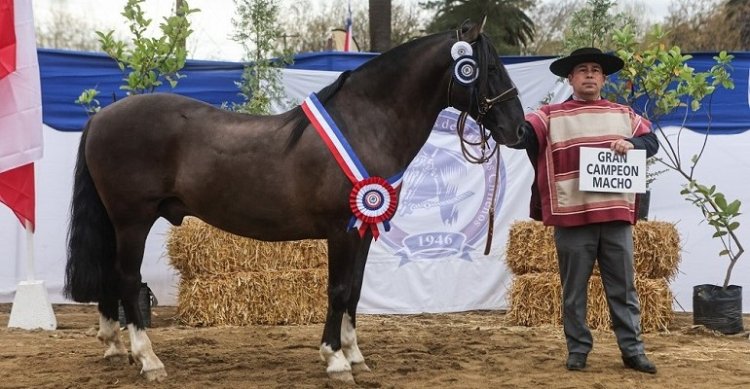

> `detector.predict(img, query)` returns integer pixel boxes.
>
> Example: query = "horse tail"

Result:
[63,122,116,303]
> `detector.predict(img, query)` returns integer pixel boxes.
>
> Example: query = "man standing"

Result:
[509,48,658,373]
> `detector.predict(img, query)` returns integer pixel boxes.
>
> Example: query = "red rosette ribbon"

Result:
[349,176,398,239]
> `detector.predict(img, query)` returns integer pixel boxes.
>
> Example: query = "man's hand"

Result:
[610,139,634,155]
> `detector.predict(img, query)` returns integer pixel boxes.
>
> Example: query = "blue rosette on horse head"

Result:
[63,17,523,383]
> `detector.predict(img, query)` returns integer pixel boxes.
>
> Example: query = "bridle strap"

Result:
[456,110,498,164]
[485,86,518,106]
[483,149,501,255]
[449,29,515,254]
[448,32,517,165]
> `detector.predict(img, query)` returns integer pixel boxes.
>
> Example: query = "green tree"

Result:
[562,0,636,53]
[75,0,199,114]
[524,0,581,55]
[605,25,739,289]
[230,0,291,115]
[421,0,536,55]
[663,0,740,52]
[97,0,198,94]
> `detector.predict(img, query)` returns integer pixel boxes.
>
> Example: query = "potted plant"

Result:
[605,25,743,334]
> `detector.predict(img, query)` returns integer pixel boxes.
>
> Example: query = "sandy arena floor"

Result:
[1,304,749,388]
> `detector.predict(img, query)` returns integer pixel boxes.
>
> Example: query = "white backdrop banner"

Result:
[2,58,749,314]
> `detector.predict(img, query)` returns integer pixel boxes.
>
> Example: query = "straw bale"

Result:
[635,277,675,332]
[506,273,673,332]
[176,270,327,326]
[505,220,681,279]
[633,221,681,280]
[167,217,327,278]
[505,221,557,274]
[505,272,562,326]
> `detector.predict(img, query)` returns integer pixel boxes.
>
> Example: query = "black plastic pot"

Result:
[693,284,744,334]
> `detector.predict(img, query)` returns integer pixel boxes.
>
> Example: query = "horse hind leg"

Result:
[97,295,128,363]
[115,222,167,382]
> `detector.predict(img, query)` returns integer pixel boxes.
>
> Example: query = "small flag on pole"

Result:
[344,1,353,52]
[0,0,42,231]
[3,0,56,332]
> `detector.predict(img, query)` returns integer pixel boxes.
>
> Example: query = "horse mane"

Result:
[474,33,496,100]
[281,28,493,152]
[284,70,352,152]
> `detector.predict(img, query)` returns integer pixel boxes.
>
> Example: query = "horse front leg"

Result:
[341,231,373,374]
[116,223,166,382]
[320,231,363,383]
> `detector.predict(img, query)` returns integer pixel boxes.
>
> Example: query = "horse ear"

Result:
[459,16,486,43]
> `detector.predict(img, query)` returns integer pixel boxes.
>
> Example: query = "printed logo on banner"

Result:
[377,110,507,265]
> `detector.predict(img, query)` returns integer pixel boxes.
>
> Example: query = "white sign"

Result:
[579,147,646,193]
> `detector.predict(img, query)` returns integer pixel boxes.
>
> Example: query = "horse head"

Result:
[449,19,524,146]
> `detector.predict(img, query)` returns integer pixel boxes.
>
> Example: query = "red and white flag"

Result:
[343,1,353,52]
[0,0,43,230]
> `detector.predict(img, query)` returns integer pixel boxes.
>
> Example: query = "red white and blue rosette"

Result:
[349,177,398,239]
[301,93,403,239]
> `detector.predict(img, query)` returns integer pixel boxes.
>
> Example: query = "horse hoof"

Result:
[141,367,168,382]
[327,370,355,383]
[351,362,371,374]
[103,353,129,365]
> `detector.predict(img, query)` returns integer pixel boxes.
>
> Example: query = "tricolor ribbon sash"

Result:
[301,93,402,239]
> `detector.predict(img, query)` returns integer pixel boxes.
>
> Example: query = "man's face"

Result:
[567,62,605,101]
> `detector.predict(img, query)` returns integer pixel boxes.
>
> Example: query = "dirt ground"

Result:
[1,304,749,389]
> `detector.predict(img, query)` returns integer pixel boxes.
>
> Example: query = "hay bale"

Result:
[505,272,562,326]
[635,277,675,332]
[506,273,673,332]
[176,270,328,326]
[505,220,681,279]
[167,218,327,278]
[505,220,558,274]
[633,221,681,280]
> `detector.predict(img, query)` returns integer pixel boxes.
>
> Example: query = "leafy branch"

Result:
[98,0,199,94]
[605,25,740,289]
[76,0,199,114]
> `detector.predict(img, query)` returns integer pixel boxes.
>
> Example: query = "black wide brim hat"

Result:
[549,47,624,78]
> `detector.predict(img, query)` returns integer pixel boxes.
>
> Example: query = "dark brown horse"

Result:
[64,20,523,383]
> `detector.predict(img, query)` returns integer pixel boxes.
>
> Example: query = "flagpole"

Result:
[25,219,35,281]
[344,0,353,52]
[9,215,57,330]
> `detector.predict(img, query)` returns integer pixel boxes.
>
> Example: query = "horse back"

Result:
[83,93,351,239]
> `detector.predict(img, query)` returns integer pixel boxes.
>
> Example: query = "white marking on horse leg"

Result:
[340,313,368,372]
[127,324,167,382]
[97,314,127,359]
[320,343,354,382]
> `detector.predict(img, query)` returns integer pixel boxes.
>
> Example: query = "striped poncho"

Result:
[525,98,652,227]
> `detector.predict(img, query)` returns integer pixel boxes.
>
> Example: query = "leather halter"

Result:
[448,31,518,165]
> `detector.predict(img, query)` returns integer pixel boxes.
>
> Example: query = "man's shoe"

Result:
[622,354,657,374]
[566,353,587,371]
